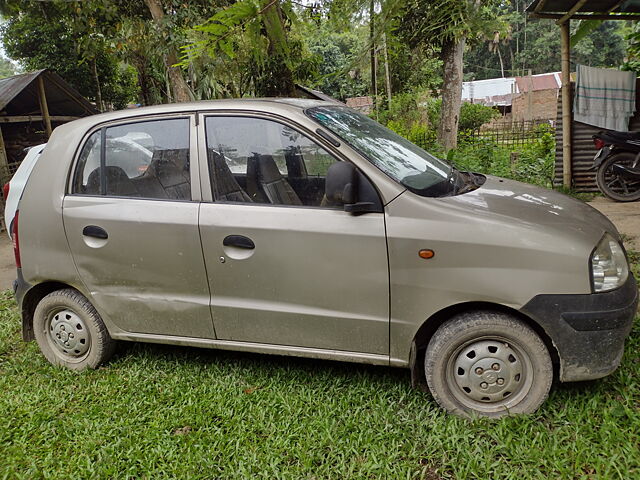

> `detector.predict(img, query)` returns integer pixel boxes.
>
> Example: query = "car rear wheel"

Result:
[425,311,552,418]
[33,289,116,370]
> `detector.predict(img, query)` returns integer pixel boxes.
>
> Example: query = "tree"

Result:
[144,0,191,102]
[181,0,318,97]
[463,1,629,80]
[0,56,17,79]
[400,0,503,150]
[0,0,137,109]
[300,16,370,100]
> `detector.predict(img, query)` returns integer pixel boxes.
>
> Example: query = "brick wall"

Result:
[512,89,559,122]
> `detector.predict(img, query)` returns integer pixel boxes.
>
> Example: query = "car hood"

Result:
[441,175,618,243]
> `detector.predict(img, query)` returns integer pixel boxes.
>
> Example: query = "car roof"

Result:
[59,98,339,133]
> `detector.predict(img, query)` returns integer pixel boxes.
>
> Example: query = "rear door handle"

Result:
[83,225,108,239]
[223,235,255,249]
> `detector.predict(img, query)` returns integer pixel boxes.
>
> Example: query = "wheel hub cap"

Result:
[48,309,90,357]
[453,340,524,403]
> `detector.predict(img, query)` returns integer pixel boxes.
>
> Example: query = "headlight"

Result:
[591,234,629,292]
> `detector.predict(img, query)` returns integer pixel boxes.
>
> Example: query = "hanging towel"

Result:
[574,64,636,131]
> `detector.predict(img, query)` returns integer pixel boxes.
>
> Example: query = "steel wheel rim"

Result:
[45,308,91,362]
[445,335,534,413]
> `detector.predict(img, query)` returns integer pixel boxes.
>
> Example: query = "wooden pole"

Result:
[0,126,6,232]
[560,20,572,188]
[0,126,8,171]
[383,32,392,108]
[533,0,549,13]
[556,0,588,25]
[527,68,533,122]
[369,0,377,112]
[37,76,53,138]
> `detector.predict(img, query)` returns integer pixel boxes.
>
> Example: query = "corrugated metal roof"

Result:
[0,69,97,117]
[463,73,561,105]
[526,0,640,14]
[515,72,561,92]
[346,96,373,107]
[462,77,516,102]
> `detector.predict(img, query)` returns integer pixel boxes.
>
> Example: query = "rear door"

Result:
[198,114,389,354]
[63,114,215,338]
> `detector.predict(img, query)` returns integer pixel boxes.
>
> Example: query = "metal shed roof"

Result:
[0,69,97,117]
[515,72,562,92]
[527,0,640,19]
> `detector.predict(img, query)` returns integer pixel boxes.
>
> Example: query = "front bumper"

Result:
[520,274,638,382]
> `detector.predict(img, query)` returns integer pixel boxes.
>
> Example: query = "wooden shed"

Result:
[0,69,98,184]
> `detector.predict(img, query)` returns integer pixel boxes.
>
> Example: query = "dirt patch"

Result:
[0,235,15,291]
[589,197,640,250]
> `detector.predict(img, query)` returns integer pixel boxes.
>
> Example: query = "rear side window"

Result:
[73,118,191,200]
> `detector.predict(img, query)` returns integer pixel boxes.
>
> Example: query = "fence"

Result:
[391,119,554,153]
[0,162,21,187]
[460,119,553,147]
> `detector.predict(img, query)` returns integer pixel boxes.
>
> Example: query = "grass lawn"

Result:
[1,284,639,479]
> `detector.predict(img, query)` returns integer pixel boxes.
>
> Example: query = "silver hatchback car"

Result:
[10,99,637,417]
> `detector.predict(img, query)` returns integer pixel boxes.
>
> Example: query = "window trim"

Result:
[67,113,200,202]
[198,111,370,209]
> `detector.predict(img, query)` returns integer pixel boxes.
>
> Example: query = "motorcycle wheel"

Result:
[596,151,640,202]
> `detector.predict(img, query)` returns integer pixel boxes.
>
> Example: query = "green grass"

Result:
[1,287,639,479]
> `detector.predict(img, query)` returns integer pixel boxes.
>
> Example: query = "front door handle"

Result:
[83,225,108,239]
[223,235,255,249]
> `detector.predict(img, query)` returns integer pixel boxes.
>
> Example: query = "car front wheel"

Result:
[425,311,552,418]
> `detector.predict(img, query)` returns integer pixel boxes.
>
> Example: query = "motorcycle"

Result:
[592,130,640,202]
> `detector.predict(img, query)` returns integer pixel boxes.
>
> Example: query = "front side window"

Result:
[307,106,455,197]
[205,116,340,207]
[73,118,191,200]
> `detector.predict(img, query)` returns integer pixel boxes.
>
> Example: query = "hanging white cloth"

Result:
[574,64,636,131]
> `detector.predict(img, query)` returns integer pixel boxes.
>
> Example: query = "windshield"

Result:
[307,106,455,196]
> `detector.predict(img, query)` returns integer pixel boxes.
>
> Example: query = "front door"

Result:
[198,115,389,354]
[63,115,214,338]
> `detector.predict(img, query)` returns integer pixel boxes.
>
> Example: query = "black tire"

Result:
[425,311,552,418]
[596,152,640,202]
[33,289,116,370]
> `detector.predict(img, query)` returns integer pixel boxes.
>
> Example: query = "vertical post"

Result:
[37,76,53,138]
[560,20,572,189]
[0,126,8,180]
[527,68,533,122]
[369,0,377,112]
[0,126,6,232]
[382,32,392,108]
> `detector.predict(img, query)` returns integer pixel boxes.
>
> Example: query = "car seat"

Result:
[246,153,302,205]
[209,150,252,202]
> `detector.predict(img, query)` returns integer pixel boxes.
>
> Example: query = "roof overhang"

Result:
[0,69,97,117]
[526,0,640,21]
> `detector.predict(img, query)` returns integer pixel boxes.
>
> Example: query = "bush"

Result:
[448,126,555,188]
[458,102,500,131]
[513,124,555,187]
[383,98,555,189]
[377,92,424,127]
[420,99,500,132]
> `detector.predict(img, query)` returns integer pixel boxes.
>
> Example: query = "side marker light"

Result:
[419,249,434,259]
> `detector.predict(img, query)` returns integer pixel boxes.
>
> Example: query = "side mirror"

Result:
[326,162,357,205]
[325,162,383,215]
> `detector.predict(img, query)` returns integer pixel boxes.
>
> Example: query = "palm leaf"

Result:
[571,19,602,47]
